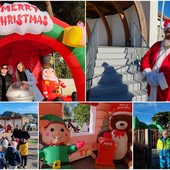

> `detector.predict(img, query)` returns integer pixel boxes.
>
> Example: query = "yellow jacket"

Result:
[19,141,28,156]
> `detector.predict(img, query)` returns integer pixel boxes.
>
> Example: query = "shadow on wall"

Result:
[87,62,134,101]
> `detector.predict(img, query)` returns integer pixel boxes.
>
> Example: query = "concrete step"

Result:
[131,89,148,101]
[94,64,140,75]
[95,58,137,67]
[96,53,135,59]
[92,76,145,93]
[98,46,135,53]
[87,88,147,101]
[89,84,129,98]
[92,73,122,86]
[98,46,148,54]
[87,92,134,101]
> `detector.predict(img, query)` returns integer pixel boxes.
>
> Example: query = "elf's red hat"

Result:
[164,19,170,32]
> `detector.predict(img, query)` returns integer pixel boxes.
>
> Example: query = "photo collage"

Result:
[0,1,170,169]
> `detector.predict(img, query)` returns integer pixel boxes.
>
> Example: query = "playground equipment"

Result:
[133,116,163,132]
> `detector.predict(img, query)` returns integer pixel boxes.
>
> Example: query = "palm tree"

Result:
[45,1,54,16]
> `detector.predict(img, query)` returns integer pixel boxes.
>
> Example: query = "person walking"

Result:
[157,129,170,169]
[0,64,13,101]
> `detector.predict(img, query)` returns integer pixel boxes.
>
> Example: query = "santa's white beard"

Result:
[164,39,170,47]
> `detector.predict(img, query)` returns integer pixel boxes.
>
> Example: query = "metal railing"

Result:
[133,22,150,63]
[86,20,98,91]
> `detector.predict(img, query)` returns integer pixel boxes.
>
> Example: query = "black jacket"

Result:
[5,147,21,166]
[0,73,13,101]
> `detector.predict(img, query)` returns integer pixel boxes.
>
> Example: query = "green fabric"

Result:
[43,24,64,40]
[40,114,66,125]
[72,47,85,72]
[39,145,77,166]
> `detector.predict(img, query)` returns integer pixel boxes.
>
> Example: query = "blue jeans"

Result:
[160,156,170,169]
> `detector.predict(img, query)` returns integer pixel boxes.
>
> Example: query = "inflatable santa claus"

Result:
[141,19,170,101]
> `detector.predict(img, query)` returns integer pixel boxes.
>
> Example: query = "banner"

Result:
[0,2,53,35]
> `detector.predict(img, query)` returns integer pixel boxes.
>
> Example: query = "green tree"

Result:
[152,111,170,128]
[99,112,110,133]
[63,103,72,119]
[54,53,72,78]
[74,104,90,127]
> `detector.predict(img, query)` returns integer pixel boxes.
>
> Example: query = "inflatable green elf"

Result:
[39,114,84,169]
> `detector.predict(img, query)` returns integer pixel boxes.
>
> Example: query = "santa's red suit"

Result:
[141,41,170,101]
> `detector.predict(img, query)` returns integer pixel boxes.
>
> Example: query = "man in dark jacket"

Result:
[12,125,22,139]
[0,64,13,101]
[20,126,30,140]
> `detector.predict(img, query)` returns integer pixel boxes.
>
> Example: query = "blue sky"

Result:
[0,102,38,114]
[134,102,170,125]
[158,1,170,18]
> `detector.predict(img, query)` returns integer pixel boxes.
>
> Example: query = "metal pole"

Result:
[158,0,165,41]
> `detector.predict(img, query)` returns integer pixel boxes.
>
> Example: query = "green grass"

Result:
[28,139,38,144]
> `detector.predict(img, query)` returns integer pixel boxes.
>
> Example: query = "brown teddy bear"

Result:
[97,112,132,168]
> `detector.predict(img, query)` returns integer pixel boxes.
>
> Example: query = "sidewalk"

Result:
[0,131,38,169]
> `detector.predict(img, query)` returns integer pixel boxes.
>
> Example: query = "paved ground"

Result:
[0,131,38,169]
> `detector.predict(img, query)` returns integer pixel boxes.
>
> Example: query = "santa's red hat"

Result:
[164,19,170,32]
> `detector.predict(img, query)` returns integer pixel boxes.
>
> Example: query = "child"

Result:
[5,139,21,169]
[19,138,28,169]
[0,145,6,169]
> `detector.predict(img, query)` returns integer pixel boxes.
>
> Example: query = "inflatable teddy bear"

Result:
[39,114,84,169]
[97,112,132,168]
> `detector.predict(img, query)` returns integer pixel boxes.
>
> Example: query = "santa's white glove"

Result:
[146,72,159,86]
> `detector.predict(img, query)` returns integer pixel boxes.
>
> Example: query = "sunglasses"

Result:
[1,67,8,69]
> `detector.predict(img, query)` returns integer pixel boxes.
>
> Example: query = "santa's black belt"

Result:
[42,162,70,168]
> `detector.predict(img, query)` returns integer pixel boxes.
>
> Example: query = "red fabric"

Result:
[109,103,132,112]
[103,132,112,139]
[42,79,61,100]
[141,41,170,101]
[164,19,170,27]
[0,33,85,101]
[50,16,69,28]
[113,129,126,139]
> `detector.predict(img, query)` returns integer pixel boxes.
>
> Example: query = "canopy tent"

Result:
[0,2,85,101]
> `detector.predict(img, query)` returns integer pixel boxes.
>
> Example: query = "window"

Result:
[63,103,95,136]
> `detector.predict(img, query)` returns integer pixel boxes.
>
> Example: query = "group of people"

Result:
[0,62,44,102]
[0,125,30,169]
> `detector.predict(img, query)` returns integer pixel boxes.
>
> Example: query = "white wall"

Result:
[141,1,158,46]
[87,1,158,47]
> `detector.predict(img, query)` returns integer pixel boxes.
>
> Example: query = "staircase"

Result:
[87,46,148,101]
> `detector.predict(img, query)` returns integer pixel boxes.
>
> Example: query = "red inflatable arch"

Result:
[0,4,85,101]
